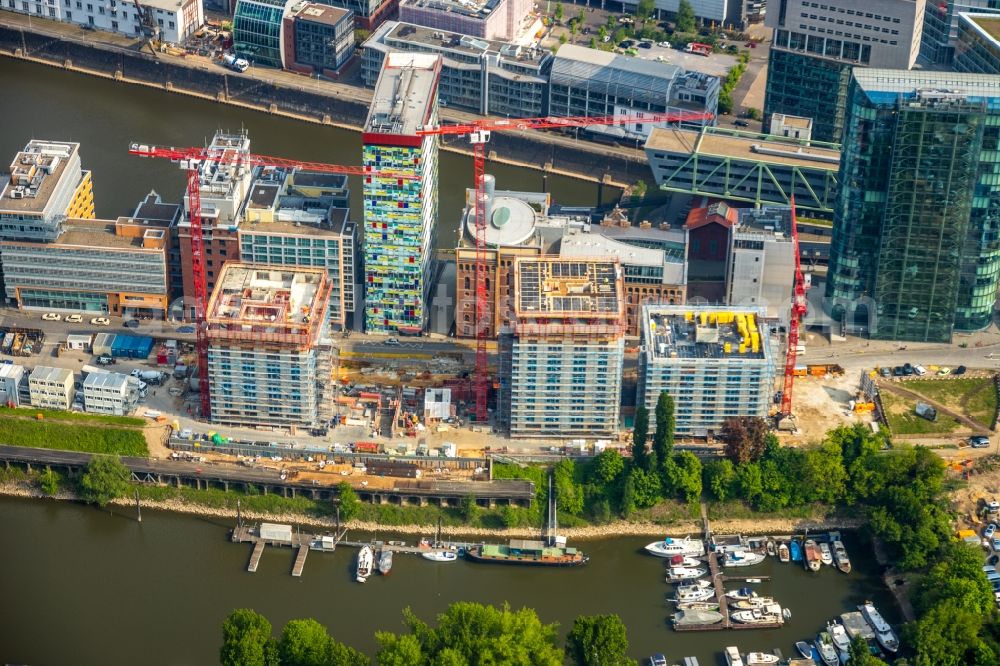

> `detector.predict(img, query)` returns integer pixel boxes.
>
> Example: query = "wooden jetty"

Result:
[672,551,784,632]
[248,541,265,573]
[292,545,309,577]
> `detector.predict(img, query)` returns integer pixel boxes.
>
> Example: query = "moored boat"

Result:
[803,539,822,572]
[646,654,668,666]
[831,538,852,574]
[668,554,703,567]
[789,538,803,562]
[860,602,899,653]
[828,619,852,656]
[723,549,766,567]
[795,641,812,659]
[841,611,875,641]
[765,540,776,557]
[422,550,458,562]
[465,539,586,566]
[676,600,720,611]
[815,631,839,666]
[674,586,716,603]
[672,609,724,626]
[378,549,393,575]
[724,646,745,666]
[725,587,758,601]
[819,541,834,566]
[666,566,708,581]
[745,652,779,665]
[729,597,776,610]
[731,604,784,625]
[356,545,373,583]
[645,536,705,558]
[777,542,790,562]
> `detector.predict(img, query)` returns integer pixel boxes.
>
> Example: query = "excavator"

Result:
[132,0,161,57]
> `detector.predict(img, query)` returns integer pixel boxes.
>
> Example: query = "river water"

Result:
[0,496,898,665]
[0,58,619,249]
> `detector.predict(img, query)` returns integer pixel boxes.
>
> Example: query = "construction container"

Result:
[441,442,457,458]
[111,335,154,359]
[366,460,421,479]
[92,333,116,357]
[353,441,380,453]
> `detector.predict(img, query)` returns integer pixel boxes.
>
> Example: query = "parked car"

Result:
[971,436,991,449]
[90,317,110,326]
[96,355,115,365]
[879,367,891,378]
[745,41,757,48]
[41,313,61,321]
[123,319,140,328]
[385,337,401,346]
[988,499,1000,513]
[638,41,652,49]
[993,537,1000,552]
[734,120,750,127]
[955,365,968,375]
[176,325,196,333]
[65,314,83,323]
[985,523,996,539]
[914,364,928,376]
[938,367,951,375]
[903,363,914,376]
[619,40,635,49]
[892,366,904,377]
[657,41,671,47]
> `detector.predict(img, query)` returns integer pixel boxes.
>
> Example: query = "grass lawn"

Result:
[880,392,967,436]
[1,406,144,427]
[901,378,998,429]
[0,418,147,456]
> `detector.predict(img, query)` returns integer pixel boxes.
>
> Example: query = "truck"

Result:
[684,42,712,56]
[353,441,380,453]
[223,54,249,73]
[130,369,165,384]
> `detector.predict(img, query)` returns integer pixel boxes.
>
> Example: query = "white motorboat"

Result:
[723,550,766,567]
[723,646,744,666]
[819,541,834,566]
[728,596,776,610]
[725,587,758,601]
[828,620,851,654]
[860,603,899,653]
[745,653,779,665]
[731,604,784,625]
[676,600,720,611]
[814,632,839,666]
[422,550,458,562]
[356,545,373,583]
[672,609,724,626]
[674,586,716,603]
[645,536,705,558]
[666,566,708,581]
[804,539,822,572]
[677,579,713,589]
[777,542,790,562]
[832,539,852,574]
[667,555,703,567]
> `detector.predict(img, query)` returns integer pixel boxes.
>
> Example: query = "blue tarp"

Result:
[110,334,154,358]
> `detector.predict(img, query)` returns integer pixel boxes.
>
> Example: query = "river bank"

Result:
[0,477,863,540]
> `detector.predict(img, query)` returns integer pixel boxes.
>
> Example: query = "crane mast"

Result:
[781,197,808,420]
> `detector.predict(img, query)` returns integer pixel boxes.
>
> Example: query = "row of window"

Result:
[802,2,902,23]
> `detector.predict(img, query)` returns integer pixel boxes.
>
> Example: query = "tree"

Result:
[377,603,563,665]
[703,459,736,501]
[566,614,637,666]
[554,459,584,516]
[38,468,60,496]
[635,0,656,26]
[625,467,662,509]
[554,2,564,22]
[907,599,985,666]
[590,37,598,49]
[652,392,675,476]
[279,619,334,666]
[460,495,479,523]
[718,91,733,115]
[668,452,702,504]
[720,416,770,465]
[847,635,888,666]
[914,542,995,616]
[559,34,568,45]
[577,7,586,24]
[221,609,275,666]
[745,107,761,120]
[631,406,649,470]
[590,449,625,486]
[337,482,359,521]
[675,0,696,33]
[79,455,130,507]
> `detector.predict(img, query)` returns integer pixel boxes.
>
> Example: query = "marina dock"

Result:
[672,552,784,632]
[231,522,476,576]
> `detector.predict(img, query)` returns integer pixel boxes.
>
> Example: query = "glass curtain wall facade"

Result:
[827,70,1000,341]
[922,0,1000,65]
[764,49,853,143]
[234,0,292,68]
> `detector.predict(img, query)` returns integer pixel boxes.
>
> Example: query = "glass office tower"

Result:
[233,0,294,68]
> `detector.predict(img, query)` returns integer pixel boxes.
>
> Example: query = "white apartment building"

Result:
[28,365,74,410]
[1,0,204,44]
[82,372,138,416]
[0,363,27,407]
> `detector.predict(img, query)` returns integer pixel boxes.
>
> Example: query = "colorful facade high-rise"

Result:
[361,53,442,334]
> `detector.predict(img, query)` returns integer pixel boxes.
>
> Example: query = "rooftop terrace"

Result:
[645,307,768,361]
[0,140,80,214]
[514,257,623,320]
[365,53,442,138]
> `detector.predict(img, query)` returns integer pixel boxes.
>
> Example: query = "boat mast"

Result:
[547,472,558,546]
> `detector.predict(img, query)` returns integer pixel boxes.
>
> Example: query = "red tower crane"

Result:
[780,196,808,420]
[128,142,409,420]
[416,111,715,423]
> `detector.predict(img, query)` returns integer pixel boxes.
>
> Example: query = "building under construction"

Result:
[499,257,625,438]
[205,263,334,430]
[637,305,775,438]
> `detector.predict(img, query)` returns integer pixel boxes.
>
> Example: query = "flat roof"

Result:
[243,208,350,237]
[132,191,181,225]
[644,306,768,361]
[852,68,1000,102]
[514,257,623,319]
[83,372,130,390]
[294,2,351,25]
[382,21,548,65]
[0,140,80,214]
[771,113,812,129]
[30,365,73,383]
[964,13,1000,44]
[53,219,159,250]
[645,126,841,170]
[208,264,326,326]
[560,232,686,285]
[401,0,503,20]
[365,53,441,138]
[0,363,25,380]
